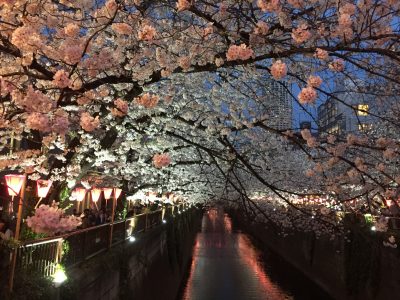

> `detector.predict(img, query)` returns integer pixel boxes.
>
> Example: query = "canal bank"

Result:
[58,207,202,300]
[229,209,400,300]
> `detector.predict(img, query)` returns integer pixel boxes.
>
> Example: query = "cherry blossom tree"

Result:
[0,0,399,233]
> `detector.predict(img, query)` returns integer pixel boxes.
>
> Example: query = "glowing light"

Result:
[4,174,25,196]
[103,188,113,200]
[371,226,376,231]
[73,188,86,202]
[386,199,393,206]
[114,188,122,199]
[129,235,136,242]
[91,188,102,202]
[36,180,53,198]
[162,219,167,224]
[53,264,67,285]
[148,191,157,202]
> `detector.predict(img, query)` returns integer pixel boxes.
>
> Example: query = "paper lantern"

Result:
[114,188,122,199]
[36,180,53,198]
[73,188,86,202]
[103,188,113,200]
[91,188,102,202]
[5,174,25,196]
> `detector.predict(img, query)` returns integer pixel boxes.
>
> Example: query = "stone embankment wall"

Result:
[61,208,202,300]
[231,210,400,300]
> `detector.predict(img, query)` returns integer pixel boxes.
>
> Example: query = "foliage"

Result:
[62,240,70,257]
[20,226,47,241]
[0,237,21,249]
[12,268,54,300]
[59,185,71,203]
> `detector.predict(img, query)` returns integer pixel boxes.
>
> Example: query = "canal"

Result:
[180,208,333,300]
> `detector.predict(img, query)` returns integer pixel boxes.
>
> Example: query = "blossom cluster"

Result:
[177,0,191,12]
[153,153,171,168]
[298,86,318,104]
[112,23,133,35]
[270,60,287,80]
[80,112,100,132]
[111,98,129,117]
[138,25,157,41]
[135,93,159,108]
[226,44,254,61]
[26,202,82,236]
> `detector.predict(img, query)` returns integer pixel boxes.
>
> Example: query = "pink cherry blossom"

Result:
[111,98,129,117]
[153,153,171,168]
[64,23,80,37]
[136,93,159,108]
[177,0,191,12]
[26,113,50,132]
[63,43,83,65]
[178,56,192,70]
[314,48,329,60]
[26,202,81,236]
[292,24,311,44]
[270,60,287,80]
[226,44,254,61]
[257,0,280,12]
[254,21,269,35]
[138,24,157,41]
[288,0,303,9]
[112,23,133,35]
[307,75,322,88]
[80,112,100,132]
[298,87,317,104]
[339,3,356,15]
[52,110,70,135]
[11,25,42,53]
[53,70,71,88]
[329,59,345,72]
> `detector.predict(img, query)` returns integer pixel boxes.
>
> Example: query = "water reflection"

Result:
[182,208,294,300]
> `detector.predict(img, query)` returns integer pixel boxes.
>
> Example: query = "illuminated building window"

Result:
[358,123,372,131]
[357,104,369,116]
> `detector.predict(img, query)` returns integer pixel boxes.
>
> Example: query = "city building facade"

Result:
[317,81,379,136]
[263,80,292,131]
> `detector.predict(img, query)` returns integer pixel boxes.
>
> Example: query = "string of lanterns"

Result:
[3,174,123,215]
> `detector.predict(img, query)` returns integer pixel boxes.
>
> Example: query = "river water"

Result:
[180,208,332,300]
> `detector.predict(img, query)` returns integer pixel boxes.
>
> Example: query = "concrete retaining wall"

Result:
[231,210,400,300]
[60,208,202,300]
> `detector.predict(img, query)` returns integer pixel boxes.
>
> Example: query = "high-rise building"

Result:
[263,80,292,130]
[317,80,380,136]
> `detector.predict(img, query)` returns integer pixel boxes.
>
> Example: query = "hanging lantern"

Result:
[148,191,157,202]
[103,188,113,200]
[114,188,122,200]
[73,188,86,202]
[36,180,53,198]
[4,174,25,196]
[91,188,102,202]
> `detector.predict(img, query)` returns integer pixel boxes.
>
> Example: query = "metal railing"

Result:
[14,204,186,276]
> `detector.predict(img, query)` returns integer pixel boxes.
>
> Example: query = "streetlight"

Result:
[4,174,26,296]
[4,174,25,214]
[35,179,52,208]
[72,187,86,213]
[103,188,113,208]
[91,188,102,210]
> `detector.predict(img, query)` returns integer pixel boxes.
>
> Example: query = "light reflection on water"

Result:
[182,208,294,300]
